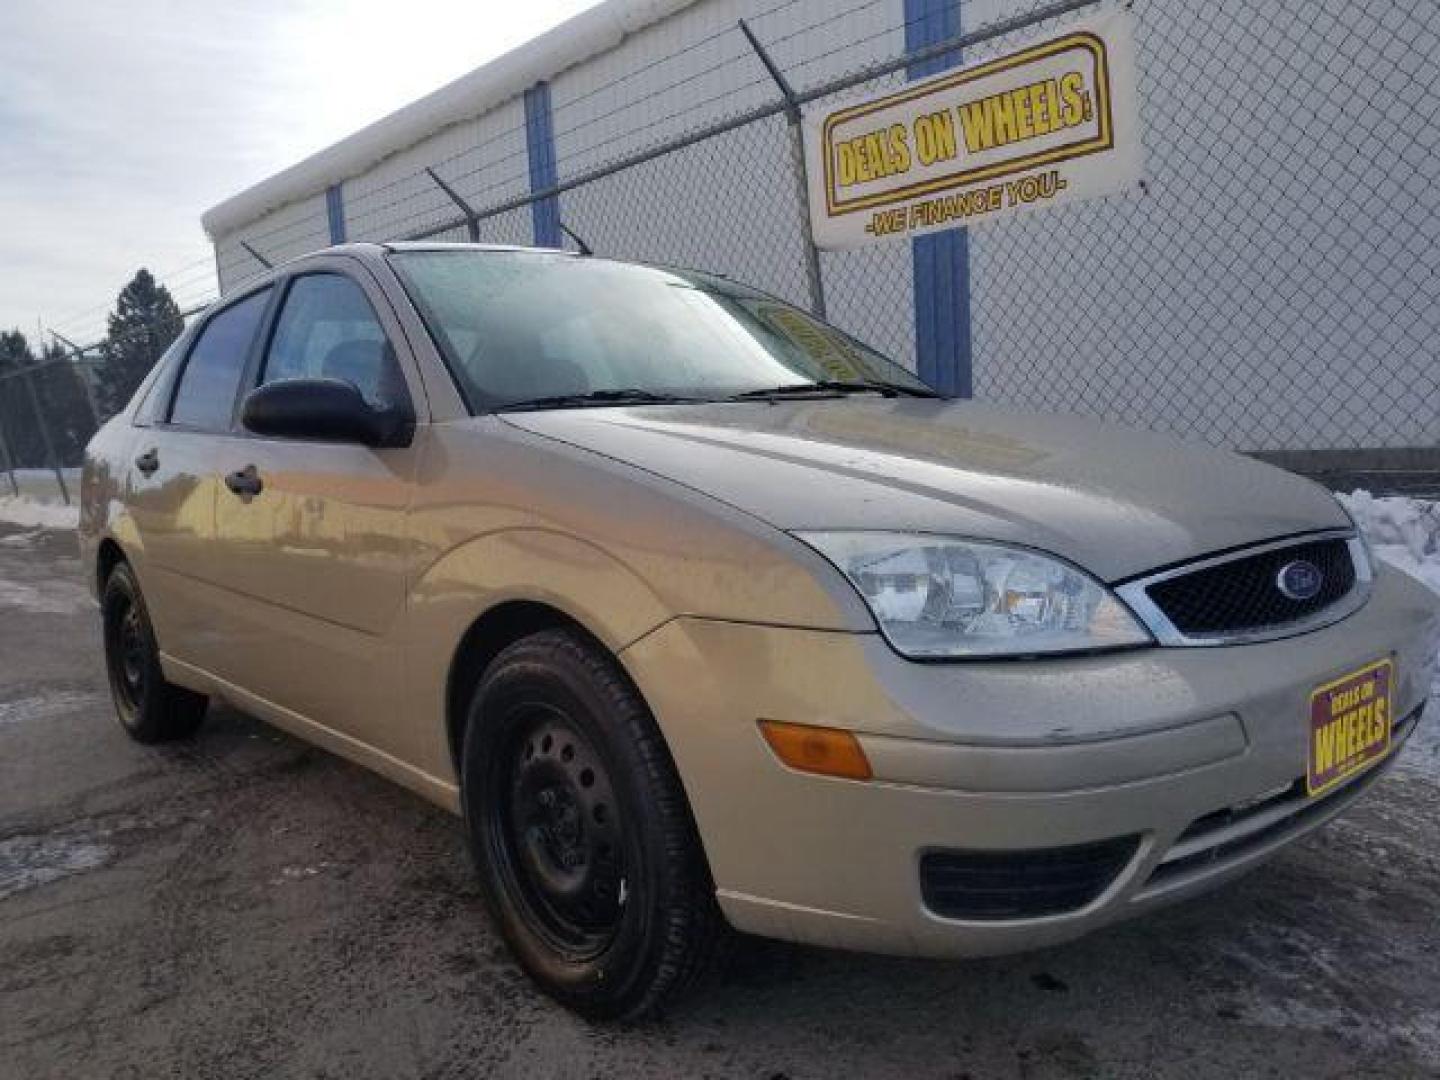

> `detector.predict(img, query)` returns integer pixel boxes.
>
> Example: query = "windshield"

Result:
[388,249,935,411]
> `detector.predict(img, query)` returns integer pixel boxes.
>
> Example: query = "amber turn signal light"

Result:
[758,719,872,781]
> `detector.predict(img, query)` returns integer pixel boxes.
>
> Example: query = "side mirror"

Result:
[241,378,413,448]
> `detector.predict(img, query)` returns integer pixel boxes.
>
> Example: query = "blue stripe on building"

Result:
[325,183,346,244]
[523,81,562,248]
[904,0,972,397]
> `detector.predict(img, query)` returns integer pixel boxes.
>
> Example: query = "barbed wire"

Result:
[222,0,821,260]
[44,252,217,345]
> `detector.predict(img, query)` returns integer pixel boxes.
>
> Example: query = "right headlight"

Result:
[796,531,1152,659]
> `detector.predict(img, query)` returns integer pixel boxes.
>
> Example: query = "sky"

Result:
[0,0,603,347]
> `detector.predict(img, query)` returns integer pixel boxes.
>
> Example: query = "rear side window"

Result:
[169,289,271,430]
[260,274,407,410]
[131,334,190,426]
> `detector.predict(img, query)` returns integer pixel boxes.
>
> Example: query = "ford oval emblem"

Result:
[1276,560,1323,601]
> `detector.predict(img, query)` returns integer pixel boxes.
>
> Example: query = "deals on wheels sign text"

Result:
[804,6,1141,250]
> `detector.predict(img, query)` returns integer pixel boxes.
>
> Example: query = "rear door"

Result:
[125,286,273,671]
[210,260,424,751]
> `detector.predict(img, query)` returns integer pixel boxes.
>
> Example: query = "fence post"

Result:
[20,367,70,506]
[738,19,827,320]
[523,81,563,248]
[74,353,104,434]
[241,241,273,269]
[49,330,104,436]
[0,401,18,498]
[425,168,481,242]
[326,183,348,244]
[904,0,972,397]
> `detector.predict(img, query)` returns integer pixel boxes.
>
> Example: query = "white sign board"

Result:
[803,6,1142,250]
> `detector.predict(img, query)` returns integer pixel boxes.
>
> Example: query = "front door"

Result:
[211,265,423,753]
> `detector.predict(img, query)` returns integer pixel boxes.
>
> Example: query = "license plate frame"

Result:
[1307,658,1394,797]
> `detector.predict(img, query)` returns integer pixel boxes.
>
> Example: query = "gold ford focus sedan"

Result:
[80,243,1439,1019]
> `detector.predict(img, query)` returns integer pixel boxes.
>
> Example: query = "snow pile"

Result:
[1339,490,1440,595]
[0,469,81,530]
[1339,491,1440,778]
[0,495,79,531]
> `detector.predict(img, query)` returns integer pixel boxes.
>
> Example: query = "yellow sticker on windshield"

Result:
[752,303,867,382]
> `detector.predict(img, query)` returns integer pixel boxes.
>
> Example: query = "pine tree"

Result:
[0,329,29,373]
[95,269,183,417]
[35,340,98,465]
[0,330,50,468]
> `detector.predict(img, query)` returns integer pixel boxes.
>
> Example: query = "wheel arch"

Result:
[415,528,676,776]
[96,536,128,595]
[444,599,615,771]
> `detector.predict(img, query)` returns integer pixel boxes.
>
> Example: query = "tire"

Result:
[101,560,208,744]
[461,628,726,1020]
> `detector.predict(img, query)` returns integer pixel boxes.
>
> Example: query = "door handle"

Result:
[134,448,159,476]
[224,464,263,501]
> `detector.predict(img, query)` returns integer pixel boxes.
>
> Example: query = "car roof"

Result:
[215,242,738,308]
[381,241,573,256]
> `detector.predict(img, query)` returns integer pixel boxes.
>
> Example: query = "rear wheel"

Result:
[461,629,725,1020]
[101,561,208,743]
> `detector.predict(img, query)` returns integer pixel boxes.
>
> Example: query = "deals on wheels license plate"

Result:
[1307,658,1394,796]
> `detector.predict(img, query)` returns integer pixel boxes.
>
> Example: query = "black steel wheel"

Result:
[462,628,726,1020]
[101,560,208,743]
[496,708,628,958]
[112,597,147,714]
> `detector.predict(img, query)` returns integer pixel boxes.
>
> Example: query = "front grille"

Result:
[1145,537,1355,637]
[920,836,1139,921]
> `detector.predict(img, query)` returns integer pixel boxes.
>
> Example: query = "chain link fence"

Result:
[968,0,1439,468]
[0,358,93,504]
[10,0,1437,505]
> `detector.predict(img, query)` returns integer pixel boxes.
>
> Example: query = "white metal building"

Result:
[202,0,1439,459]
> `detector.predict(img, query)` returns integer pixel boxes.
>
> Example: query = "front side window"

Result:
[260,273,407,410]
[169,288,271,430]
[389,250,933,411]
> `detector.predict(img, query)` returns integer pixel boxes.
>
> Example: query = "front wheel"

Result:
[101,561,208,743]
[461,629,726,1020]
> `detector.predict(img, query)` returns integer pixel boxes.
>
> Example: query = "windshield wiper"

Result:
[727,379,941,400]
[497,379,941,412]
[496,389,704,412]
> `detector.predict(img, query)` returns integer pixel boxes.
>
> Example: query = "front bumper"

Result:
[621,566,1439,958]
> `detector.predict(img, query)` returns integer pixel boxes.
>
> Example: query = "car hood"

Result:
[502,398,1348,582]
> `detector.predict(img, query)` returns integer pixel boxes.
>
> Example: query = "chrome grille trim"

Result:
[1114,530,1372,646]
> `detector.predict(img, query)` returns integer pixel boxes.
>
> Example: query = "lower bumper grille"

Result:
[921,836,1140,921]
[1145,703,1423,891]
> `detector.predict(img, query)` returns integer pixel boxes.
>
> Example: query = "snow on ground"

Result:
[0,496,79,530]
[0,468,81,530]
[0,575,92,615]
[1339,491,1440,777]
[0,832,112,901]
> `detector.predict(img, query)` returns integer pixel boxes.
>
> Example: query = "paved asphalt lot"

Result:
[2,522,1438,1080]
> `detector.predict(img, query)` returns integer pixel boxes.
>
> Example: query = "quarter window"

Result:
[260,274,407,410]
[169,288,271,430]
